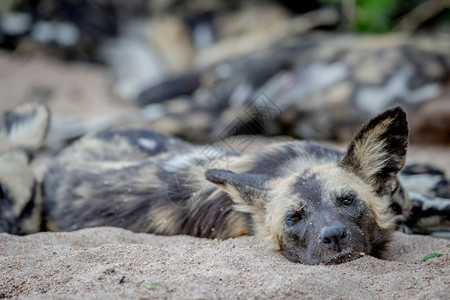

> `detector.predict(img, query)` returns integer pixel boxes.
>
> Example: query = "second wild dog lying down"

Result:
[0,103,50,234]
[43,107,409,265]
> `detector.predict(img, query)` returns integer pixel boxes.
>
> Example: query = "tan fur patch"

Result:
[147,205,181,235]
[261,176,301,249]
[351,117,393,186]
[18,184,42,234]
[0,151,34,215]
[45,220,62,232]
[222,212,251,238]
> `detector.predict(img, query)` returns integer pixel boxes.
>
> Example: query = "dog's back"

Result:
[43,127,247,237]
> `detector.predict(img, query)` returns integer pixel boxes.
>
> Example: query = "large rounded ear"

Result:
[205,169,268,216]
[340,106,408,195]
[1,103,50,152]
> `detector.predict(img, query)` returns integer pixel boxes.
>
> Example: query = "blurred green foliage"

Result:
[355,0,401,32]
[319,0,440,33]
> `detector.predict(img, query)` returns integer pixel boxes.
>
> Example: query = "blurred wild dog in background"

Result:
[0,103,50,234]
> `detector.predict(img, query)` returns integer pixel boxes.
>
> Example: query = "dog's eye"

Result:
[341,198,353,205]
[286,212,302,225]
[339,194,356,206]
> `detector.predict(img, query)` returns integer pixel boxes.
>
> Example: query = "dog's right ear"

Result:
[340,106,408,196]
[205,169,269,218]
[1,103,50,152]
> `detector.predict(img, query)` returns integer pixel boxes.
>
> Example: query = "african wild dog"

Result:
[42,106,409,264]
[0,103,50,234]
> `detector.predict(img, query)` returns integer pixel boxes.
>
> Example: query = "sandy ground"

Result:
[2,146,450,300]
[0,227,449,299]
[0,52,449,299]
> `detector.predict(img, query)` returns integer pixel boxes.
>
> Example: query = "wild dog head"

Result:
[206,107,408,264]
[0,103,50,234]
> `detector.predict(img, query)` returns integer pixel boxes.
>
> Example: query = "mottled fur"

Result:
[0,103,50,234]
[42,107,409,264]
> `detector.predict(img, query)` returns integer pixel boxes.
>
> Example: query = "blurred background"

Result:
[0,0,449,152]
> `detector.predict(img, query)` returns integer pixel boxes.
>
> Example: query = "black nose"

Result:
[320,225,350,252]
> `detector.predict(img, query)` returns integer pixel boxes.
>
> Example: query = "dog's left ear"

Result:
[340,106,408,195]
